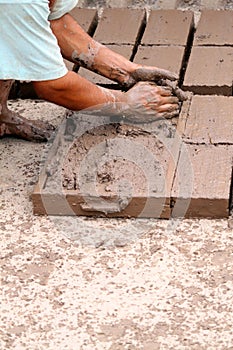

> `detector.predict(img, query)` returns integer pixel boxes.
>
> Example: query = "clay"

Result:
[141,10,194,46]
[61,122,176,218]
[78,45,134,85]
[94,8,146,45]
[0,80,54,141]
[159,80,189,102]
[32,113,179,218]
[183,47,233,95]
[181,95,233,144]
[133,46,185,77]
[130,67,178,84]
[194,10,233,46]
[171,144,233,218]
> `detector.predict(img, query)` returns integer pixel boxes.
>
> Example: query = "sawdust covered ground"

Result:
[1,1,233,349]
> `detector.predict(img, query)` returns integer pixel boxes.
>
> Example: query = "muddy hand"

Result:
[159,79,188,102]
[120,81,180,123]
[122,65,178,89]
[0,110,55,142]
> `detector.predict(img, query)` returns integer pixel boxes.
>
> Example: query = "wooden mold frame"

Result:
[31,109,189,219]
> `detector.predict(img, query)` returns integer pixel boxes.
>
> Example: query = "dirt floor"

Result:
[1,1,233,349]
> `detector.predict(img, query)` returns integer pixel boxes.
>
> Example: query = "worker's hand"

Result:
[122,64,178,89]
[120,81,180,123]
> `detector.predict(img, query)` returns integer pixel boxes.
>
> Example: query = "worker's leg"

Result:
[0,80,54,141]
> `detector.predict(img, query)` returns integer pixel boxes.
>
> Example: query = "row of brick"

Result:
[67,8,233,96]
[173,95,233,218]
[77,0,233,10]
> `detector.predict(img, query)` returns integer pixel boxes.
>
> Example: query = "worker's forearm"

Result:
[33,72,124,111]
[50,14,136,84]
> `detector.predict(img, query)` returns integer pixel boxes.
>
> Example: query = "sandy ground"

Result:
[1,1,233,349]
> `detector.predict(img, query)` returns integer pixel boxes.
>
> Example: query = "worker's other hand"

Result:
[120,81,180,123]
[122,64,178,89]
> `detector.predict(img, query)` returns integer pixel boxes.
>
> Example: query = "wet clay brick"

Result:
[94,8,146,45]
[181,95,233,144]
[183,46,233,95]
[32,115,180,219]
[78,45,133,85]
[194,10,233,46]
[141,10,194,46]
[69,8,97,34]
[134,46,185,76]
[172,144,233,218]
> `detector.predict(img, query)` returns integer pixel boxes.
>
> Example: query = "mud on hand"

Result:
[120,81,181,123]
[121,65,189,103]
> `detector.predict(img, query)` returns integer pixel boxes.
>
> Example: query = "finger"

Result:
[159,96,179,105]
[159,109,180,119]
[145,93,179,107]
[156,86,173,96]
[160,79,188,101]
[153,68,178,81]
[159,85,172,93]
[156,103,180,113]
[172,86,189,101]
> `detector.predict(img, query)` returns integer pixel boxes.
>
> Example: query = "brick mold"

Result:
[31,113,180,218]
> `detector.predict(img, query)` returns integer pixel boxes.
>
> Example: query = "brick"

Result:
[133,46,185,77]
[141,10,194,46]
[156,0,178,9]
[183,46,233,95]
[181,95,233,144]
[78,45,133,85]
[69,8,97,34]
[194,10,233,46]
[200,0,222,9]
[32,115,180,219]
[94,8,146,45]
[171,144,233,218]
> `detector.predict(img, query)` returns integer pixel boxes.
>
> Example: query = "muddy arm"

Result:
[50,14,178,88]
[50,14,136,85]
